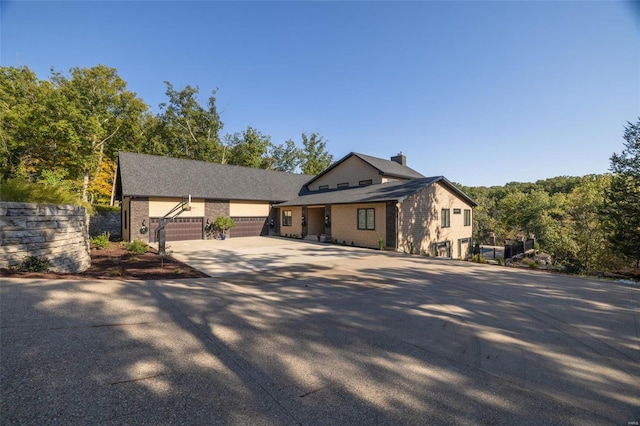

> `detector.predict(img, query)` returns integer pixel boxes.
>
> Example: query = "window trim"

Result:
[282,210,292,227]
[359,179,373,186]
[318,185,329,190]
[357,208,375,230]
[464,209,471,226]
[453,208,461,214]
[337,182,349,189]
[441,208,451,228]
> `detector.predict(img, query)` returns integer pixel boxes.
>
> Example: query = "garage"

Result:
[230,217,268,237]
[149,217,204,242]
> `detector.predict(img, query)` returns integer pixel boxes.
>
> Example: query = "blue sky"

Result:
[1,1,638,186]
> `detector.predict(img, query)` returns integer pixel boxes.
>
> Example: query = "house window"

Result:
[337,182,349,189]
[319,185,329,190]
[124,211,128,230]
[282,210,292,227]
[453,208,461,214]
[441,208,451,228]
[357,208,375,230]
[359,179,372,186]
[464,209,471,226]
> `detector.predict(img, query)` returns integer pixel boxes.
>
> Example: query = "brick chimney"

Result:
[391,152,406,166]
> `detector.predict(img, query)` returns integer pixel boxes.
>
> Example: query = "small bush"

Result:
[94,204,120,213]
[125,240,148,255]
[91,232,111,249]
[528,260,538,269]
[378,238,384,250]
[471,254,488,264]
[19,256,50,272]
[496,256,504,265]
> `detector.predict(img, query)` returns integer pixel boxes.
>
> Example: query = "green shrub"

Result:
[496,256,504,265]
[378,238,384,250]
[471,254,488,264]
[19,256,50,272]
[213,215,236,234]
[94,204,120,213]
[90,232,111,249]
[528,260,538,269]
[0,178,92,213]
[125,239,148,255]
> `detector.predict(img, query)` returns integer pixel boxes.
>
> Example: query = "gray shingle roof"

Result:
[351,152,426,179]
[303,152,425,188]
[277,177,478,207]
[117,152,313,202]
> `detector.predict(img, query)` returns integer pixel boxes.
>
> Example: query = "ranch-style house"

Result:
[116,151,477,258]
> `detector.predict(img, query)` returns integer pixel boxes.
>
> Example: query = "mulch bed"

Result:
[1,242,208,280]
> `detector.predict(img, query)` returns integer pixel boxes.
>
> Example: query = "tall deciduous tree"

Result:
[569,174,611,271]
[299,133,333,175]
[158,82,223,162]
[266,139,302,172]
[52,65,148,201]
[604,119,640,268]
[0,66,51,179]
[225,126,271,168]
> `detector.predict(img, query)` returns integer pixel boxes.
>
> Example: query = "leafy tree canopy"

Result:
[604,118,640,267]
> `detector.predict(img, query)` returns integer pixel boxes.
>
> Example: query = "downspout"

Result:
[396,201,401,252]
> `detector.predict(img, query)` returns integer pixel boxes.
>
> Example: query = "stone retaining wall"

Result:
[89,210,121,239]
[0,202,91,273]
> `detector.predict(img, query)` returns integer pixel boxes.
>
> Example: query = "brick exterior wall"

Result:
[330,203,386,249]
[397,182,473,257]
[0,202,91,273]
[279,206,302,237]
[204,200,230,229]
[129,197,150,242]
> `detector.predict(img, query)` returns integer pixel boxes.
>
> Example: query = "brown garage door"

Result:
[230,217,268,237]
[149,217,204,242]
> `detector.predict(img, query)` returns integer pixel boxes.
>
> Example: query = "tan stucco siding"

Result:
[148,197,205,217]
[308,156,383,191]
[330,203,386,248]
[279,206,303,237]
[229,201,270,217]
[398,182,473,257]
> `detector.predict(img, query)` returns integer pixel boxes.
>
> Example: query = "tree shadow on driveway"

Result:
[2,252,639,424]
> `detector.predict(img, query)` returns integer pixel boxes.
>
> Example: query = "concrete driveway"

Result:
[2,237,639,425]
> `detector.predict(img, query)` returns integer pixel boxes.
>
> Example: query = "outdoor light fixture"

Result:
[324,215,331,226]
[302,215,306,226]
[140,219,148,234]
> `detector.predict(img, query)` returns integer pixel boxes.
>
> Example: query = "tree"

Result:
[299,133,333,175]
[0,65,148,201]
[0,66,52,180]
[604,119,640,268]
[568,175,612,272]
[53,65,149,201]
[157,82,223,162]
[224,126,271,168]
[266,139,302,172]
